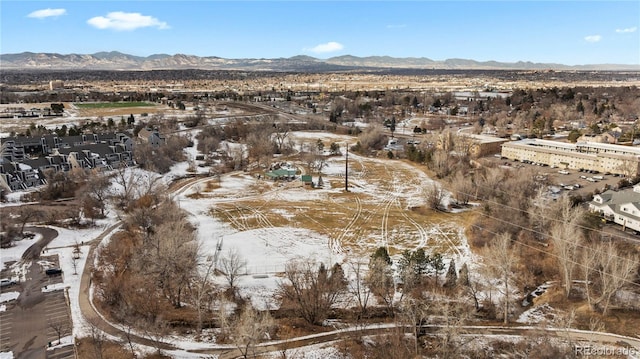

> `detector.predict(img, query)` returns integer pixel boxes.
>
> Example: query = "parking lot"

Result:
[487,155,625,198]
[0,254,74,359]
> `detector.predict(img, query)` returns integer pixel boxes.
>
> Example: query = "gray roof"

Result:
[592,187,640,206]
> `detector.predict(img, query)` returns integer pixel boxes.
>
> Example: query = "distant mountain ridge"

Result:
[1,51,638,71]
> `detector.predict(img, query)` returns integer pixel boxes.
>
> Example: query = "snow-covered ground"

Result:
[1,234,40,272]
[0,130,484,358]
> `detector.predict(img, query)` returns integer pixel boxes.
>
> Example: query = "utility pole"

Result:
[345,143,349,192]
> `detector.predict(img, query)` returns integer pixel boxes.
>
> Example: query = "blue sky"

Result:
[1,1,638,65]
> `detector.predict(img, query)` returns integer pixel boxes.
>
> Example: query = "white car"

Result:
[0,278,17,287]
[558,170,570,175]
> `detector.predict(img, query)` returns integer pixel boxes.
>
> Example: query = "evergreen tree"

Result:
[371,247,391,265]
[444,259,457,288]
[459,263,469,286]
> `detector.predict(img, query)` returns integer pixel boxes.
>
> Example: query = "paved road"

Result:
[22,227,58,261]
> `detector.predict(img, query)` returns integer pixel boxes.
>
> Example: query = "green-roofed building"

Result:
[265,168,297,181]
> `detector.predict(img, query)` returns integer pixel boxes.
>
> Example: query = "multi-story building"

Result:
[0,133,135,192]
[500,139,640,176]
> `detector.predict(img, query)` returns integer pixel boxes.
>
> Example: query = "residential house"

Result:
[589,184,640,233]
[138,128,165,146]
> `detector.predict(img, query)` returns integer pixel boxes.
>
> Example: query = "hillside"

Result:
[2,51,639,71]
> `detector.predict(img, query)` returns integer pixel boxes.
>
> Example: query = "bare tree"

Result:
[431,301,472,358]
[272,125,290,154]
[400,298,429,357]
[48,319,71,345]
[453,133,474,159]
[113,167,139,208]
[550,222,582,298]
[12,206,44,236]
[346,259,372,316]
[482,232,518,324]
[84,318,106,359]
[231,303,274,359]
[431,149,453,179]
[84,172,113,217]
[278,260,348,325]
[357,125,388,152]
[195,252,218,334]
[219,248,247,290]
[141,317,169,356]
[584,241,639,315]
[365,256,396,316]
[449,172,474,206]
[145,219,199,308]
[424,182,445,210]
[458,263,482,311]
[246,131,273,168]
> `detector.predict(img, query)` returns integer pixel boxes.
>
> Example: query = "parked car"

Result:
[0,278,17,287]
[45,268,62,276]
[558,170,570,175]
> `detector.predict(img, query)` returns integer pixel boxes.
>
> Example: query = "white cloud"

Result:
[616,27,637,34]
[27,8,66,19]
[584,35,602,43]
[87,12,169,31]
[306,42,344,54]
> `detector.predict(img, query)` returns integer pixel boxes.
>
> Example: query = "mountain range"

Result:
[1,51,638,71]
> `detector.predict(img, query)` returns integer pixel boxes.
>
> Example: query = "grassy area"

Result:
[205,156,473,258]
[74,101,155,109]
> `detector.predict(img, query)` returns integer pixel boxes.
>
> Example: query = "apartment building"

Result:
[0,133,134,192]
[500,139,640,176]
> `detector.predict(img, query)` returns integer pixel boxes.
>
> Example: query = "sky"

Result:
[1,1,639,66]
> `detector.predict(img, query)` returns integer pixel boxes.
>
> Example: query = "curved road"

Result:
[21,226,59,261]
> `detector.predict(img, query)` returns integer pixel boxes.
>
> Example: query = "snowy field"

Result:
[172,131,477,314]
[0,130,480,358]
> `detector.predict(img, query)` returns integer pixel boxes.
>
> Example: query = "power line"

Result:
[445,192,640,289]
[469,217,640,290]
[451,182,640,259]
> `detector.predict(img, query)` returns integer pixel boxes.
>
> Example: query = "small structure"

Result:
[301,175,313,186]
[384,138,403,151]
[137,128,165,146]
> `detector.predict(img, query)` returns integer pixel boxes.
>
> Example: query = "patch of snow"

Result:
[516,303,559,324]
[261,340,345,359]
[46,335,73,350]
[0,351,14,359]
[0,292,19,303]
[522,281,556,307]
[42,282,68,293]
[0,235,40,270]
[0,304,6,312]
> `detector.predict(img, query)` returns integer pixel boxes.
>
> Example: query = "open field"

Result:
[71,101,162,118]
[74,101,155,109]
[190,148,473,262]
